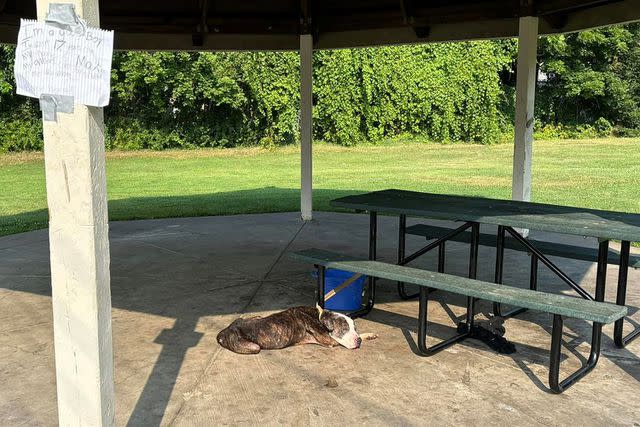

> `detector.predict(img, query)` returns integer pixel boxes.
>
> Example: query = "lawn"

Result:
[1,138,639,237]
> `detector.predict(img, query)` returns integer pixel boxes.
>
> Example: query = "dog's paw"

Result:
[360,333,378,341]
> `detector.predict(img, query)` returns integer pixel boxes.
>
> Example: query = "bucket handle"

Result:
[324,273,363,302]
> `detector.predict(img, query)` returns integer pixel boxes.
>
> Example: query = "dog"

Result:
[217,305,375,354]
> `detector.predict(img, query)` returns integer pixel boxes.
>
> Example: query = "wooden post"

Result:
[300,33,313,221]
[35,0,115,425]
[511,16,539,203]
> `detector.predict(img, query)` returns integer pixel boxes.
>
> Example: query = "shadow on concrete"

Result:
[0,193,638,423]
[371,287,640,392]
[126,315,204,427]
[0,187,362,238]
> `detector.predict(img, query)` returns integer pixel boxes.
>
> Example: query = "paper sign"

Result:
[14,18,114,107]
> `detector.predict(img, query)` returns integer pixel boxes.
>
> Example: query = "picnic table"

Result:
[330,189,640,348]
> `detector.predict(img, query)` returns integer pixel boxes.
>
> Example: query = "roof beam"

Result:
[2,0,639,49]
[100,14,299,34]
[399,0,430,38]
[192,0,209,46]
[544,13,569,29]
[399,0,414,25]
[536,0,623,16]
[520,0,535,16]
[300,0,311,34]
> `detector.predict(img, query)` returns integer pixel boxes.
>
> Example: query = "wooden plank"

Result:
[405,224,640,269]
[330,189,640,242]
[290,248,627,324]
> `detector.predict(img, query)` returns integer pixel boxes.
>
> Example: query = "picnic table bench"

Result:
[290,248,627,394]
[406,223,640,318]
[331,189,640,348]
[405,223,640,269]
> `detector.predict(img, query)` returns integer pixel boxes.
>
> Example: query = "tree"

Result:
[536,23,640,128]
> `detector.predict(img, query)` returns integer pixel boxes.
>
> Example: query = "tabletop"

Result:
[330,189,640,242]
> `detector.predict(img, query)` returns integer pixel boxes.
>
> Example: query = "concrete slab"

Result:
[0,212,638,426]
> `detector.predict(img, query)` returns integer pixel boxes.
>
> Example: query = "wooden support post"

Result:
[512,16,538,203]
[300,33,313,221]
[35,0,115,425]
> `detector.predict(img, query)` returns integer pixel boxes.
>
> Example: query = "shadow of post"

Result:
[127,315,203,427]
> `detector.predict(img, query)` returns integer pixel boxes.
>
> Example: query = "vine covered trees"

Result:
[1,23,639,152]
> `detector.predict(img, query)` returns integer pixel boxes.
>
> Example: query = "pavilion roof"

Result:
[1,1,640,50]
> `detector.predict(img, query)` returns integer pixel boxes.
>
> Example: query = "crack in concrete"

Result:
[0,274,51,279]
[0,237,49,252]
[139,242,203,260]
[267,280,312,298]
[0,321,53,334]
[237,221,307,315]
[164,221,307,426]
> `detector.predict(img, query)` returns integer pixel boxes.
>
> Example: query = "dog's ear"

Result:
[317,306,336,331]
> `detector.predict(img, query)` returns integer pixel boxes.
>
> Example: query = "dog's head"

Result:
[317,304,361,349]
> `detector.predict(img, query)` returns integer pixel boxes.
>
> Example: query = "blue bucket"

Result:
[312,269,366,311]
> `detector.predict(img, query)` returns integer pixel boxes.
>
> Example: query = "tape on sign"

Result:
[39,94,75,122]
[38,4,84,121]
[45,3,83,31]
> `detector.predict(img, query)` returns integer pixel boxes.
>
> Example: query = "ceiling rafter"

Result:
[1,0,639,49]
[536,0,623,15]
[300,0,310,33]
[192,0,210,46]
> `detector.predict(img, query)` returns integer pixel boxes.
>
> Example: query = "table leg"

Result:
[614,241,639,347]
[595,239,609,302]
[469,222,479,279]
[316,265,326,308]
[530,254,538,291]
[398,214,419,299]
[350,211,377,318]
[464,223,479,328]
[549,314,602,393]
[494,225,530,318]
[438,242,446,273]
[417,286,472,355]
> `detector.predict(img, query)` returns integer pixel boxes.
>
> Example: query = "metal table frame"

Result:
[342,206,636,349]
[310,230,610,393]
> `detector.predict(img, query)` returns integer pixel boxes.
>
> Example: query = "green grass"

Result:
[1,138,639,237]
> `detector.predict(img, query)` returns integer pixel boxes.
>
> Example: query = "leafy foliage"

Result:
[1,24,640,152]
[0,45,42,152]
[1,43,512,151]
[314,42,510,145]
[535,23,640,128]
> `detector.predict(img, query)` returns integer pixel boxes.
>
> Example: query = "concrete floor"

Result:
[0,212,639,426]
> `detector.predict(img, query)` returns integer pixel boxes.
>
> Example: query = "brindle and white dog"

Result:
[217,305,374,354]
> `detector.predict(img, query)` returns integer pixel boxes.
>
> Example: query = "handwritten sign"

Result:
[14,18,114,107]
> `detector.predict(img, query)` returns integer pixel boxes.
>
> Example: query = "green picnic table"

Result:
[330,189,640,348]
